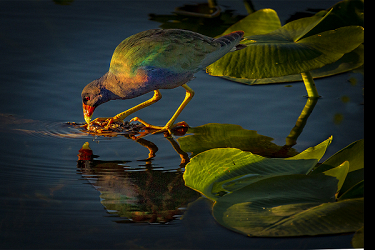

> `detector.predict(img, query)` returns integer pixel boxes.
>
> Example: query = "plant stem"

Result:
[285,97,318,146]
[301,71,320,98]
[243,0,256,14]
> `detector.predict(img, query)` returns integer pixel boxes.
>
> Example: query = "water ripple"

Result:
[0,114,88,139]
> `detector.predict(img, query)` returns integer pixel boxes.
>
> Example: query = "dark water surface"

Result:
[1,1,363,249]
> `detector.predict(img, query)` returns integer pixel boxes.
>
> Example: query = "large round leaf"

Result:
[221,44,364,85]
[206,10,364,79]
[183,137,332,200]
[310,139,364,199]
[312,139,364,174]
[212,173,364,237]
[216,0,364,85]
[177,123,298,157]
[219,8,281,36]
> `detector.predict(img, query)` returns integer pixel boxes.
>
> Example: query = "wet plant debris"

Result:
[67,120,145,136]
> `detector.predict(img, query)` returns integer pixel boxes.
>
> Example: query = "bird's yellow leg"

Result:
[113,90,162,121]
[131,84,195,134]
[164,84,195,129]
[90,90,162,126]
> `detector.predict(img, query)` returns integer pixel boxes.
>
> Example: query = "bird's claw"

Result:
[130,117,189,136]
[89,117,111,124]
[89,117,119,126]
[130,117,169,135]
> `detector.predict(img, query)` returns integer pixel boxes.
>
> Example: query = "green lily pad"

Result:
[312,139,364,174]
[206,6,364,81]
[177,123,298,157]
[310,139,364,198]
[351,226,364,248]
[302,0,364,39]
[219,8,281,37]
[183,137,332,200]
[184,135,363,237]
[212,172,364,237]
[221,0,364,85]
[321,161,349,194]
[338,180,364,201]
[221,44,364,85]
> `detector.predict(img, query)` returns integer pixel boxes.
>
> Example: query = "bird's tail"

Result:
[214,31,247,52]
[199,31,246,69]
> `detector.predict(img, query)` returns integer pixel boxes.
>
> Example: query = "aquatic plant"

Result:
[183,137,363,243]
[206,0,364,97]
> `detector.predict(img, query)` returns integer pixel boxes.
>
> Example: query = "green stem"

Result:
[301,71,320,98]
[243,0,256,14]
[207,0,217,8]
[285,97,318,146]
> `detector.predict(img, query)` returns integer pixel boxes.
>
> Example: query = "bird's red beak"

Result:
[82,103,95,124]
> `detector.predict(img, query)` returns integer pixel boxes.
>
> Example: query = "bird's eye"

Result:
[83,96,90,104]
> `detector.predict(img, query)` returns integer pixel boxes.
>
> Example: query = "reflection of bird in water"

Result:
[77,142,199,224]
[81,29,245,134]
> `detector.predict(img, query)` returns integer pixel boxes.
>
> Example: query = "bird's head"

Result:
[81,82,103,124]
[81,73,125,124]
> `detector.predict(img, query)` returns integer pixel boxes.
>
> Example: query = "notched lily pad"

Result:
[184,136,364,237]
[178,123,298,157]
[183,137,332,200]
[212,173,363,237]
[206,0,364,85]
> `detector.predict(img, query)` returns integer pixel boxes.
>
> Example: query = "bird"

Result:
[81,28,245,134]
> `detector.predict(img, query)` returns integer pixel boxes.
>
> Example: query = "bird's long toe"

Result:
[130,117,163,130]
[130,117,171,134]
[130,117,189,136]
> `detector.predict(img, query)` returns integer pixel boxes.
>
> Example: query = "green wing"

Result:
[109,29,220,76]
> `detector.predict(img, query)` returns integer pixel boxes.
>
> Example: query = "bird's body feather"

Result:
[110,29,218,74]
[107,29,244,94]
